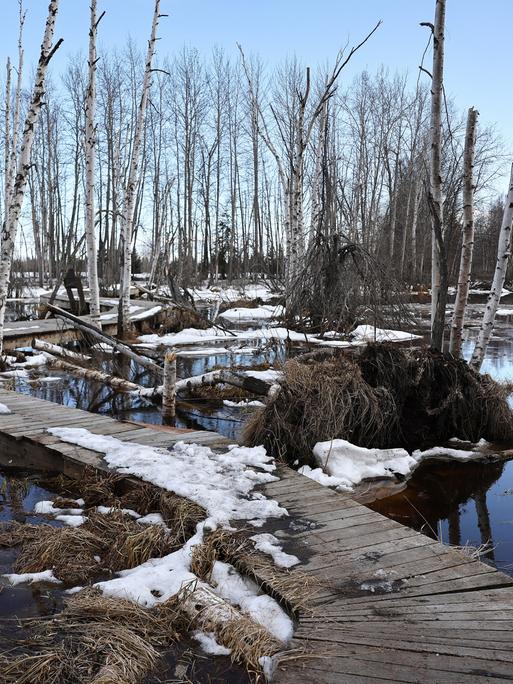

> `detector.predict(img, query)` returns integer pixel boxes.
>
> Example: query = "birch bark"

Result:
[470,164,513,371]
[118,0,161,336]
[84,0,102,328]
[427,0,446,349]
[0,0,62,355]
[449,107,478,357]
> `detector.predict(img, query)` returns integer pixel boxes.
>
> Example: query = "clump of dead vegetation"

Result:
[244,343,513,464]
[191,527,315,615]
[0,589,184,684]
[219,297,263,312]
[0,510,179,584]
[0,471,207,585]
[158,305,209,334]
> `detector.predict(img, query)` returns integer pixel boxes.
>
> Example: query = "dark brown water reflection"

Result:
[369,322,513,576]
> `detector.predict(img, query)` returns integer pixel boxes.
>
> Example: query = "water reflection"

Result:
[372,320,513,575]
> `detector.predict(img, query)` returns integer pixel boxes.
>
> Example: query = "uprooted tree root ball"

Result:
[244,343,513,465]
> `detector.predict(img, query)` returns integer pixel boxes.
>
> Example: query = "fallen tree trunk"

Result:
[175,369,271,396]
[46,356,161,400]
[46,304,163,380]
[32,338,91,363]
[179,584,280,669]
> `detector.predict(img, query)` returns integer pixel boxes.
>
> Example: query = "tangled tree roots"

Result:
[244,344,513,465]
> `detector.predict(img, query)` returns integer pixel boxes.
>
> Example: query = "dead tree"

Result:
[423,0,447,350]
[84,0,104,327]
[470,164,513,371]
[118,0,162,336]
[0,0,62,355]
[449,107,479,357]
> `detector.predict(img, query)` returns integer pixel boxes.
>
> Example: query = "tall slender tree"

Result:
[0,0,62,354]
[84,0,104,328]
[118,0,162,335]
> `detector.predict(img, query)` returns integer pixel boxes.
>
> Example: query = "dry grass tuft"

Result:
[0,520,54,547]
[159,491,206,544]
[6,510,179,584]
[192,528,316,614]
[245,344,513,464]
[13,525,106,585]
[158,306,209,335]
[0,589,181,684]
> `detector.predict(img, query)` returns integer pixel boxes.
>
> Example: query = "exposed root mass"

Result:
[244,344,513,464]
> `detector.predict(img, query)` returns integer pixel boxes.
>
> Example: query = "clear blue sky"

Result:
[1,0,511,188]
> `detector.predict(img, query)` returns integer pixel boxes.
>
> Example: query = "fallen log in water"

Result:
[46,357,162,400]
[32,338,91,363]
[46,304,164,380]
[175,369,271,396]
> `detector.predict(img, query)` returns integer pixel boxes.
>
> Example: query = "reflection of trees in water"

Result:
[370,459,505,557]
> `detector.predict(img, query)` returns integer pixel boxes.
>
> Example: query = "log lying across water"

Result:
[44,356,272,401]
[46,357,162,400]
[32,338,91,363]
[46,304,164,379]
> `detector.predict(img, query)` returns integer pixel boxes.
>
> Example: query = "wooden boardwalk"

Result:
[0,388,512,682]
[4,297,165,350]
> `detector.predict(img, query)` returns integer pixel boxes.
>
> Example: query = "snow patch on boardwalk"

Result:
[47,428,286,525]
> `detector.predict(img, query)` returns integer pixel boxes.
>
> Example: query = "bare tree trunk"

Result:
[449,107,478,357]
[118,0,161,336]
[84,0,103,328]
[470,164,513,371]
[426,0,446,350]
[0,0,62,355]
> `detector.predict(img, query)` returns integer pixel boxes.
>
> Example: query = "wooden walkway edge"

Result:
[4,297,165,350]
[0,388,512,683]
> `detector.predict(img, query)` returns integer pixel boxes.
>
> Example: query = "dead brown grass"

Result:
[159,492,206,544]
[4,510,180,584]
[159,307,209,335]
[0,589,182,684]
[191,528,316,615]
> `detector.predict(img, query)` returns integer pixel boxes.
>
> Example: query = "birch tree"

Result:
[0,0,62,355]
[470,163,513,371]
[118,0,162,335]
[84,0,104,328]
[449,107,478,357]
[423,0,446,350]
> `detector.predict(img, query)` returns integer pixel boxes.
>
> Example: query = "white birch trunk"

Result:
[118,0,161,335]
[0,0,61,355]
[428,0,446,347]
[162,351,177,418]
[449,107,478,357]
[470,163,513,371]
[410,179,421,282]
[3,59,11,219]
[84,0,102,328]
[7,5,25,211]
